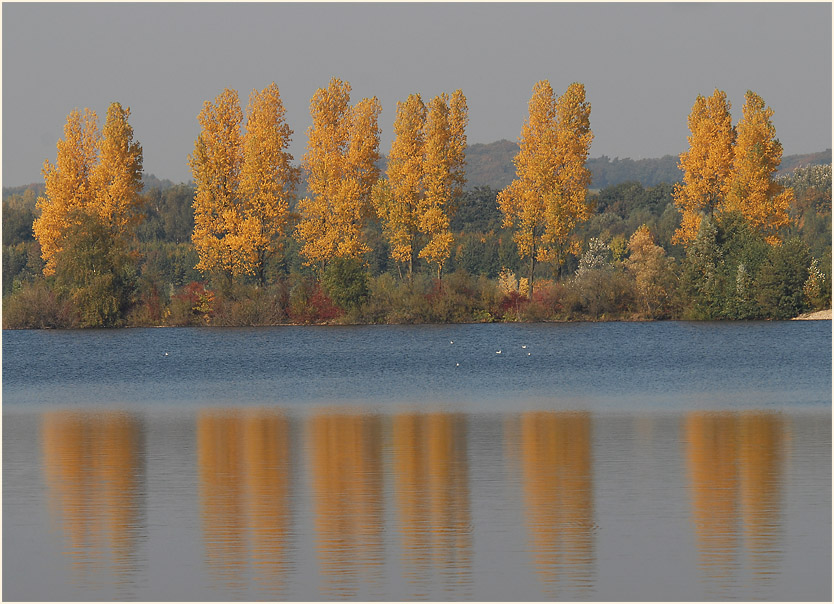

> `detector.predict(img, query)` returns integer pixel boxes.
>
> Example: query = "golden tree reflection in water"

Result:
[685,411,787,596]
[196,408,293,597]
[307,411,384,598]
[392,412,472,599]
[510,411,595,598]
[41,410,144,589]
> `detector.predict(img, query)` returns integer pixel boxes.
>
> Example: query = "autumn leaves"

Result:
[375,90,468,279]
[673,90,794,246]
[497,81,593,289]
[33,80,794,294]
[295,80,381,270]
[189,85,299,284]
[33,104,143,276]
[189,79,468,283]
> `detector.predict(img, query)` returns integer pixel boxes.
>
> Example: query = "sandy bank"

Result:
[793,309,832,320]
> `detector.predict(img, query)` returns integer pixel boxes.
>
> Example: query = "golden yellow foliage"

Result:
[498,81,593,287]
[419,92,468,277]
[189,88,246,277]
[34,108,100,275]
[724,91,793,244]
[347,96,383,210]
[498,81,556,275]
[673,89,736,244]
[295,78,381,268]
[239,83,299,282]
[626,225,670,316]
[545,82,593,270]
[190,85,297,282]
[338,95,382,258]
[91,103,144,236]
[378,93,426,274]
[375,90,468,279]
[33,104,144,277]
[448,90,469,203]
[674,89,793,246]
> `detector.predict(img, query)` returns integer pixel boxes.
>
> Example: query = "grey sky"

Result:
[3,2,831,186]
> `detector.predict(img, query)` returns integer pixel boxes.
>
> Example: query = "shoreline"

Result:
[5,312,831,330]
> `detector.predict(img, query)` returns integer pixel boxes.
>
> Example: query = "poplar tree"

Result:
[295,78,381,270]
[34,103,144,277]
[377,93,426,278]
[33,108,101,276]
[190,84,296,283]
[545,82,593,278]
[498,81,556,290]
[672,89,736,244]
[189,88,245,280]
[339,95,382,258]
[498,80,593,290]
[239,83,299,283]
[724,91,793,245]
[420,91,468,278]
[91,102,144,236]
[376,90,467,280]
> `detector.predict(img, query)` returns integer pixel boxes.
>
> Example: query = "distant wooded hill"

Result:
[463,141,832,191]
[4,145,829,199]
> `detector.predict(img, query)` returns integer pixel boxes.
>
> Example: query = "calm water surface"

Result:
[3,322,831,601]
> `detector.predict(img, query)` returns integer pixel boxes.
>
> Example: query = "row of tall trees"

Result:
[189,79,470,283]
[18,80,828,327]
[374,90,468,279]
[22,80,595,295]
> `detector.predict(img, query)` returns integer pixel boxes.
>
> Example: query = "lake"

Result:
[3,321,831,600]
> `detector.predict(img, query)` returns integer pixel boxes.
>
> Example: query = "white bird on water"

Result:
[496,350,502,354]
[522,345,527,349]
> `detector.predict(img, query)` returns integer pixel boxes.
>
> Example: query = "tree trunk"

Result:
[529,246,535,298]
[256,250,266,287]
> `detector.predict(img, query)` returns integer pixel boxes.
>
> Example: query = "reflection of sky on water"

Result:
[8,405,828,601]
[3,322,831,410]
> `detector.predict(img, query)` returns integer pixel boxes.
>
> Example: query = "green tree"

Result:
[681,216,724,318]
[756,237,811,319]
[322,256,370,312]
[54,211,136,327]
